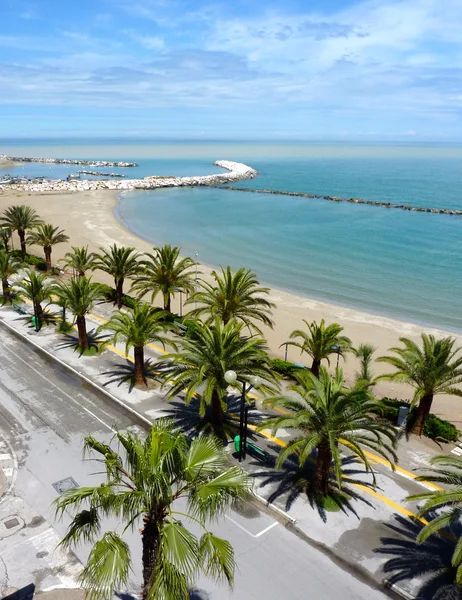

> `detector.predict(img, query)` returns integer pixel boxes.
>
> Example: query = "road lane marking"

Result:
[0,453,11,461]
[255,521,279,538]
[7,346,114,433]
[225,515,256,538]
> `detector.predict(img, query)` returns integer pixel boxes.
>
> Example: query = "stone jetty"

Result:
[0,154,138,167]
[77,171,125,178]
[213,185,462,217]
[0,160,257,192]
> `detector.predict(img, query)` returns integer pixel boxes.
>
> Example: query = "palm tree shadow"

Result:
[374,514,462,599]
[102,358,162,392]
[252,453,374,522]
[56,329,105,356]
[162,393,263,442]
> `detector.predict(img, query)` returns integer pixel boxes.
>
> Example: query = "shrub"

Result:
[271,358,304,379]
[374,397,459,442]
[9,250,46,271]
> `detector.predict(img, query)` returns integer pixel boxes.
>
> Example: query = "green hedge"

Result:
[375,397,459,442]
[271,358,304,379]
[10,250,47,271]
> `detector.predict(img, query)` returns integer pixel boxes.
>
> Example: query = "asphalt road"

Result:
[0,325,395,600]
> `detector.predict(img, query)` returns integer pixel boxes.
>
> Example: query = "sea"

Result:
[1,140,462,332]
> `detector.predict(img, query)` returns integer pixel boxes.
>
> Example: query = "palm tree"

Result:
[0,249,20,304]
[407,454,462,583]
[94,244,141,309]
[14,270,55,328]
[157,319,277,434]
[55,420,251,600]
[26,223,69,272]
[286,319,352,378]
[55,277,104,349]
[0,226,12,252]
[262,367,397,498]
[354,343,377,387]
[60,245,96,278]
[378,335,462,436]
[132,244,197,312]
[98,303,171,386]
[1,205,42,256]
[186,266,275,333]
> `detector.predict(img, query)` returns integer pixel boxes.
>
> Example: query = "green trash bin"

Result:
[31,315,37,328]
[234,435,241,453]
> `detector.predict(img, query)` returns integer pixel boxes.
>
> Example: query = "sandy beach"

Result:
[1,187,461,424]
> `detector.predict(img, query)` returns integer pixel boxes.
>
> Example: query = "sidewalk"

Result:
[0,298,447,599]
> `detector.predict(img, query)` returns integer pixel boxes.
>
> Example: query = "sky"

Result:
[1,0,462,140]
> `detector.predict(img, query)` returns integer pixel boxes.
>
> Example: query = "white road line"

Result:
[254,521,279,538]
[3,468,14,477]
[8,346,114,433]
[451,447,462,455]
[225,515,257,538]
[0,453,11,461]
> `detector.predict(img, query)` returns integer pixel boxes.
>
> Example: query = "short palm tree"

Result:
[354,343,377,388]
[0,226,12,252]
[14,270,55,328]
[132,244,197,312]
[286,319,352,378]
[55,277,104,349]
[378,335,462,435]
[99,303,171,386]
[55,421,251,600]
[262,367,397,498]
[26,223,69,272]
[157,319,278,434]
[187,266,275,334]
[1,205,42,256]
[94,244,141,308]
[407,454,462,583]
[60,246,96,278]
[0,249,20,304]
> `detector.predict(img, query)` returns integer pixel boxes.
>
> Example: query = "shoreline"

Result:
[1,186,462,423]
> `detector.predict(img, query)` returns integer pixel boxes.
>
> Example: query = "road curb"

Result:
[384,580,416,599]
[254,493,297,524]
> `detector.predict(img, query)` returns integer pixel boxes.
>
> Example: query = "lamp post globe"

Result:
[249,375,262,388]
[224,370,237,385]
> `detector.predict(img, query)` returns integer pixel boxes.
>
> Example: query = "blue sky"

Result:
[1,0,462,139]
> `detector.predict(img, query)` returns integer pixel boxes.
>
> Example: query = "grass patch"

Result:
[80,345,102,357]
[56,321,74,334]
[321,492,350,512]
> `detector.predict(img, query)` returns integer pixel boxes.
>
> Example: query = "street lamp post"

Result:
[331,344,341,369]
[194,251,198,309]
[224,370,261,462]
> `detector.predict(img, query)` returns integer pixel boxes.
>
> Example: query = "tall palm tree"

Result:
[26,223,69,272]
[60,245,96,278]
[157,319,277,434]
[286,319,352,378]
[1,205,42,256]
[0,249,20,304]
[55,277,104,349]
[186,266,275,333]
[262,367,397,498]
[0,226,12,252]
[14,270,55,328]
[354,343,377,388]
[94,244,141,309]
[407,454,462,583]
[98,303,171,386]
[55,421,251,600]
[378,335,462,435]
[132,244,197,312]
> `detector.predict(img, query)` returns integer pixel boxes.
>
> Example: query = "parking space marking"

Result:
[255,522,279,538]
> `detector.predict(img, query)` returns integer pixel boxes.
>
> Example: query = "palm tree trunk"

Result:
[44,246,52,272]
[314,441,332,497]
[411,393,434,436]
[1,278,10,304]
[19,230,26,256]
[134,345,146,386]
[76,315,88,350]
[141,514,160,600]
[116,277,124,309]
[311,359,321,378]
[211,389,224,432]
[164,293,171,313]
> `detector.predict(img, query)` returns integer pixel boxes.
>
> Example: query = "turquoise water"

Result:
[2,141,462,330]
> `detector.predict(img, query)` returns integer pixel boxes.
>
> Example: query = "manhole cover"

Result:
[52,477,79,494]
[4,518,19,529]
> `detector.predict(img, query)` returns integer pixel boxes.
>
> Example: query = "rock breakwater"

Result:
[0,160,257,193]
[0,154,138,167]
[214,186,462,217]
